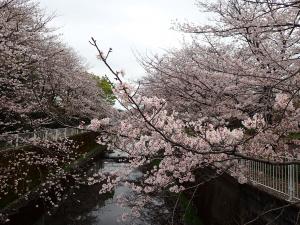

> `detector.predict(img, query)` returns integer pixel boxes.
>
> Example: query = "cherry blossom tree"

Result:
[0,0,111,134]
[89,0,300,222]
[1,0,299,223]
[0,1,113,222]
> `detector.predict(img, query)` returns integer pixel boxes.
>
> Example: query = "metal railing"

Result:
[240,159,300,201]
[1,129,299,201]
[0,128,85,149]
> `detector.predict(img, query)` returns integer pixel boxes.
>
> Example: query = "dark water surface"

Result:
[34,151,170,225]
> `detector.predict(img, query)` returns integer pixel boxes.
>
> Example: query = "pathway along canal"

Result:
[33,150,180,225]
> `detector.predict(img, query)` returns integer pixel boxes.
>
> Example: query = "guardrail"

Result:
[240,159,299,201]
[0,128,85,149]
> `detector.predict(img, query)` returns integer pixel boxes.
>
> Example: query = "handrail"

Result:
[239,159,299,201]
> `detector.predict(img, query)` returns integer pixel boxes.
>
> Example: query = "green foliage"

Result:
[94,75,116,105]
[287,132,300,140]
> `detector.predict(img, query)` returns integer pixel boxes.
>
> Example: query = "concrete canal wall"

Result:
[194,170,300,225]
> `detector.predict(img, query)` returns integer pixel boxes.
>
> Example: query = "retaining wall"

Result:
[194,170,300,225]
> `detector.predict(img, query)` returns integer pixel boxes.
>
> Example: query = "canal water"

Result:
[33,150,172,225]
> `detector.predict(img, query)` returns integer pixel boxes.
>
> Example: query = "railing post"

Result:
[297,165,299,199]
[45,130,48,141]
[288,164,295,200]
[15,134,19,147]
[55,129,58,141]
[64,128,67,138]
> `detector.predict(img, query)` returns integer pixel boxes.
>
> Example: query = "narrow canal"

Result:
[33,150,172,225]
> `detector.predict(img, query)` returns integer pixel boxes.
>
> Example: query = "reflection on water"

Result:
[34,151,170,225]
[104,149,129,159]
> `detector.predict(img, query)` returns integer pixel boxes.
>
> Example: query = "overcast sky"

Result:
[38,0,204,81]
